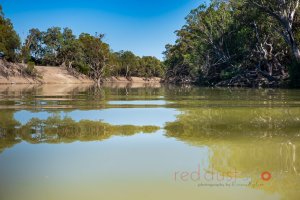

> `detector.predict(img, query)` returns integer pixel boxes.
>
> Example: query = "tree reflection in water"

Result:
[0,111,159,153]
[165,107,300,200]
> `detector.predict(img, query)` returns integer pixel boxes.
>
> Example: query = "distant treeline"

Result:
[0,6,164,85]
[163,0,300,87]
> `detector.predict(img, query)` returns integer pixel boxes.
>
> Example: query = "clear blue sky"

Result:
[0,0,205,59]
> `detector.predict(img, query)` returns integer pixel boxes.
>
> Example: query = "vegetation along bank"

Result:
[0,0,300,87]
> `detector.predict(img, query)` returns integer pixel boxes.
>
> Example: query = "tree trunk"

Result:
[125,65,129,78]
[68,61,73,69]
[249,0,300,63]
[283,25,300,63]
[292,42,300,63]
[97,77,101,87]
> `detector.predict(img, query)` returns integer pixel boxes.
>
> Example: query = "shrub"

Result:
[25,61,37,76]
[74,61,90,75]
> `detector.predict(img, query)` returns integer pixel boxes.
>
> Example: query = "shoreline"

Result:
[0,62,289,88]
[0,64,162,85]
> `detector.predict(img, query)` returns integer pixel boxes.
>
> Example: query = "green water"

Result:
[0,84,300,200]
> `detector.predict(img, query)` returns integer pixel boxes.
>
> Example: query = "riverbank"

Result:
[0,61,162,84]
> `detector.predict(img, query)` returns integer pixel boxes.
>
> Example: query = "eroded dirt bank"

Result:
[0,61,162,84]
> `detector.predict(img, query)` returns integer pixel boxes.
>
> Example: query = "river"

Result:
[0,84,299,200]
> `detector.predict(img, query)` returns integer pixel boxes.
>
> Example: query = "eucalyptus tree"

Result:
[22,28,44,63]
[42,27,63,65]
[164,0,299,86]
[58,28,83,69]
[141,56,164,77]
[79,33,110,86]
[164,1,236,84]
[0,5,20,61]
[248,0,300,62]
[117,50,138,77]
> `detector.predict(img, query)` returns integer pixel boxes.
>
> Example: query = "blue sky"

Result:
[0,0,206,59]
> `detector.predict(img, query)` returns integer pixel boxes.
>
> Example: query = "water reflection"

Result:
[165,106,300,200]
[15,108,179,127]
[0,84,300,200]
[0,111,159,153]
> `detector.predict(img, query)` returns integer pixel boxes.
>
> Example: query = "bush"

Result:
[25,61,37,76]
[220,67,239,80]
[74,61,90,75]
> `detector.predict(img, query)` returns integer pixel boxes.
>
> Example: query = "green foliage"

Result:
[73,61,90,75]
[78,33,110,83]
[59,28,82,67]
[116,50,138,77]
[23,28,44,63]
[220,67,240,80]
[164,1,237,84]
[164,0,300,87]
[140,56,164,77]
[42,27,63,65]
[25,61,37,76]
[0,6,20,61]
[21,26,165,80]
[109,51,164,77]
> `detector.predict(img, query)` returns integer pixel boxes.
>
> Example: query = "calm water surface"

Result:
[0,84,300,200]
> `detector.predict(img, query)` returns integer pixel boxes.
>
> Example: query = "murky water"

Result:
[0,84,300,200]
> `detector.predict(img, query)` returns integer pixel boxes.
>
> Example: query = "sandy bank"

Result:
[0,61,162,85]
[0,61,93,84]
[104,76,161,83]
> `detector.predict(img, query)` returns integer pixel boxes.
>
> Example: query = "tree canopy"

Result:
[164,0,300,87]
[20,27,165,83]
[0,5,20,61]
